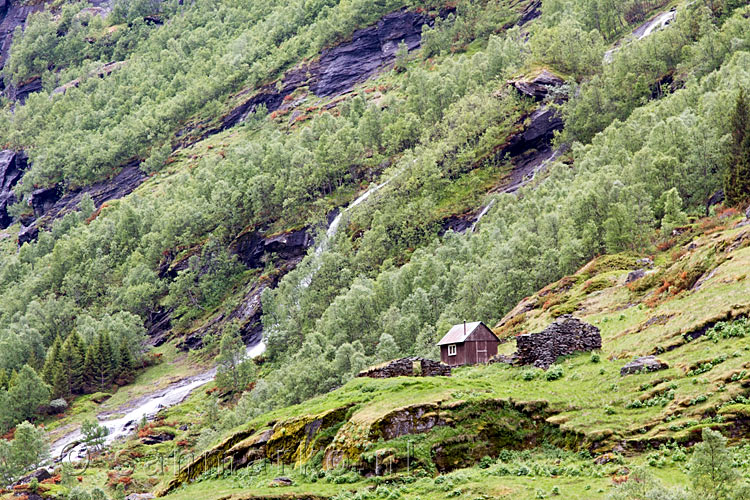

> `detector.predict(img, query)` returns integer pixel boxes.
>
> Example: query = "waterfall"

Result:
[604,9,676,63]
[301,170,404,288]
[470,199,496,233]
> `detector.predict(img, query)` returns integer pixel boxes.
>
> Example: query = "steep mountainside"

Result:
[0,0,750,498]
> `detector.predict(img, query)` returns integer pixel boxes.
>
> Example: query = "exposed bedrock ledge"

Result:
[177,279,269,351]
[17,159,146,245]
[173,228,312,351]
[0,1,43,73]
[5,75,42,103]
[211,8,434,134]
[229,227,313,269]
[0,149,27,229]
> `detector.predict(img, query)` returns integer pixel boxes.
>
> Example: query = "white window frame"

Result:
[448,344,457,356]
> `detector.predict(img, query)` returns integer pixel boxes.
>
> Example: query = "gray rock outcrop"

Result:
[18,159,147,245]
[216,9,433,132]
[509,69,565,101]
[0,149,27,228]
[620,355,668,376]
[626,269,646,283]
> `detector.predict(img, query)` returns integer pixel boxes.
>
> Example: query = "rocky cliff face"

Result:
[170,226,313,350]
[217,9,432,131]
[0,149,27,228]
[17,159,146,244]
[0,1,43,74]
[228,227,312,269]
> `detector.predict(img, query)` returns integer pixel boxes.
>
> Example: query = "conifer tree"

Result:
[58,335,85,395]
[116,342,135,386]
[725,88,750,206]
[7,365,50,423]
[52,362,69,399]
[84,334,114,391]
[41,335,63,386]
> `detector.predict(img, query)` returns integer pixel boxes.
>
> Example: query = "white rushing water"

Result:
[635,10,676,40]
[301,170,403,288]
[50,341,266,461]
[603,9,676,63]
[470,199,496,233]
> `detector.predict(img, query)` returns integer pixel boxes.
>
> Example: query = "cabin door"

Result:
[476,341,488,363]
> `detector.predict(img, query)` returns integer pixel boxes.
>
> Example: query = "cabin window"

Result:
[448,344,457,356]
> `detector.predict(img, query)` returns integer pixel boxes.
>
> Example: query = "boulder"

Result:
[706,189,724,215]
[745,204,750,220]
[593,452,617,465]
[11,468,51,487]
[509,69,565,101]
[636,257,653,268]
[625,269,646,283]
[620,355,668,376]
[124,494,156,500]
[141,432,175,445]
[269,476,293,487]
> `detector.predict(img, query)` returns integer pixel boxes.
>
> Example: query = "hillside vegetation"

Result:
[0,0,749,498]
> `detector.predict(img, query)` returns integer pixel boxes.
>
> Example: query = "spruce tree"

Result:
[725,88,750,206]
[84,334,114,392]
[60,334,85,394]
[115,342,135,386]
[52,362,69,399]
[41,335,63,386]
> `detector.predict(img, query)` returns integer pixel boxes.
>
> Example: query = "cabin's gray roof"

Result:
[437,321,483,346]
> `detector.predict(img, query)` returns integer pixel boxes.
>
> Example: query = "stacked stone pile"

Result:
[508,315,602,369]
[357,357,451,378]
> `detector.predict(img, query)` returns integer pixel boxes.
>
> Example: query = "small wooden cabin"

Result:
[437,321,500,366]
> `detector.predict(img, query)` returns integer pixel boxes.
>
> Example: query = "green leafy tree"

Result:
[689,428,739,500]
[80,419,109,451]
[0,421,49,484]
[375,333,400,362]
[215,322,250,394]
[661,188,689,236]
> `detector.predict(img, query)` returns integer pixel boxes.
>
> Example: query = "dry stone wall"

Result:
[357,357,451,378]
[510,315,601,369]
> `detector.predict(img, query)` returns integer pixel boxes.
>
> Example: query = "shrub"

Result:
[545,365,564,381]
[49,398,68,414]
[590,352,601,363]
